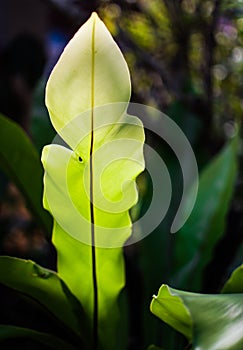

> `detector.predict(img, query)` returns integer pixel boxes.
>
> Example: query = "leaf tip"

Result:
[90,12,99,20]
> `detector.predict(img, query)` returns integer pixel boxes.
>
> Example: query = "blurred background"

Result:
[0,0,243,349]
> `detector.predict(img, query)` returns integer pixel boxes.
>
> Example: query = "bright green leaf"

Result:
[52,223,126,350]
[172,136,238,289]
[45,12,131,152]
[0,325,77,350]
[150,285,192,339]
[42,13,145,350]
[222,264,243,293]
[0,256,90,346]
[151,284,243,350]
[0,113,52,236]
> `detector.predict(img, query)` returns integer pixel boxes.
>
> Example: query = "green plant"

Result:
[148,138,243,350]
[0,114,52,235]
[0,12,242,350]
[0,12,144,350]
[151,276,243,350]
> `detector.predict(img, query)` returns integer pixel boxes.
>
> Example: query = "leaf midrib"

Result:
[90,14,98,350]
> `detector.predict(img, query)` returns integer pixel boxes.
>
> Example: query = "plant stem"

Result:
[90,16,98,350]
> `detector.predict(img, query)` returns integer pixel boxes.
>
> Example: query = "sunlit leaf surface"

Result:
[42,13,144,350]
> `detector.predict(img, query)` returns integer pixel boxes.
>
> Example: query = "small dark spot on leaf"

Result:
[32,264,51,279]
[79,156,83,162]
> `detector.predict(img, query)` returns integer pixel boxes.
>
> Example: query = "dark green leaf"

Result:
[151,284,243,350]
[222,264,243,293]
[0,114,52,236]
[0,325,77,350]
[172,137,238,289]
[0,256,90,345]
